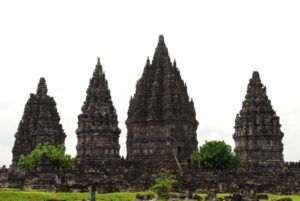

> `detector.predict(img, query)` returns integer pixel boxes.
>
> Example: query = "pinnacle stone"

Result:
[36,77,48,96]
[158,35,165,45]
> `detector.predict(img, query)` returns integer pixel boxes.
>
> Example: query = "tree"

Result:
[150,168,178,200]
[191,140,240,171]
[18,143,73,171]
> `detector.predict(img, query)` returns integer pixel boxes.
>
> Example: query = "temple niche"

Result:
[75,58,121,168]
[233,71,284,163]
[126,35,198,163]
[11,78,66,169]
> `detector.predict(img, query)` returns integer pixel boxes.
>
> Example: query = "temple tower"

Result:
[233,71,284,163]
[11,78,66,169]
[76,58,121,168]
[126,35,198,163]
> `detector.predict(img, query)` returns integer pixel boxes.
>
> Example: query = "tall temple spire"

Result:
[126,36,198,163]
[76,58,120,168]
[233,71,284,163]
[11,78,66,169]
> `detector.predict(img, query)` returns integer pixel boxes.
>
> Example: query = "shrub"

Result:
[191,140,240,171]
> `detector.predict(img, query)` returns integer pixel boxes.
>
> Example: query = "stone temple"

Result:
[3,36,300,194]
[11,78,66,169]
[76,58,121,168]
[233,71,284,163]
[126,35,198,163]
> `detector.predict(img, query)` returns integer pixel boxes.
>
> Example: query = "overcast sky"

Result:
[1,0,300,167]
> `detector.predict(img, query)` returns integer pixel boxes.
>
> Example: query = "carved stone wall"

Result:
[3,162,300,194]
[127,124,197,163]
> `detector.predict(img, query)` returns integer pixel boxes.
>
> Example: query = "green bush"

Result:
[18,143,73,171]
[150,168,178,200]
[191,140,240,171]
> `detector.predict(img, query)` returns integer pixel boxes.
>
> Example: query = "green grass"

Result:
[266,194,300,201]
[217,193,300,201]
[1,189,300,201]
[0,188,150,201]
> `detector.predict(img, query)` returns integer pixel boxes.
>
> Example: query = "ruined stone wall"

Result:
[178,168,300,194]
[0,166,8,188]
[63,162,300,194]
[3,162,300,194]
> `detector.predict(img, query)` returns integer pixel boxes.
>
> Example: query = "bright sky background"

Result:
[1,0,300,167]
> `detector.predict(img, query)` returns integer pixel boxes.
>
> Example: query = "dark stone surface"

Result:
[11,78,66,170]
[126,35,198,163]
[75,58,121,168]
[233,71,284,163]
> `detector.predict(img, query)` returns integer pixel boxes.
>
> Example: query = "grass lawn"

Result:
[1,188,300,201]
[217,193,300,201]
[266,194,300,201]
[0,188,149,201]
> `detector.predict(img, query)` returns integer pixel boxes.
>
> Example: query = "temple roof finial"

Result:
[158,35,165,46]
[36,77,48,96]
[94,57,103,75]
[153,35,169,61]
[252,71,260,79]
[248,71,263,90]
